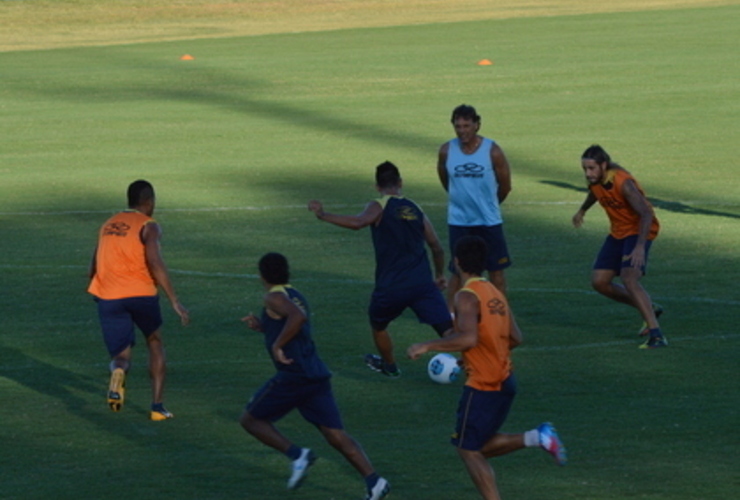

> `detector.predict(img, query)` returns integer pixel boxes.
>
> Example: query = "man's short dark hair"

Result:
[451,104,481,124]
[455,236,488,276]
[375,161,401,189]
[259,252,290,285]
[127,180,155,208]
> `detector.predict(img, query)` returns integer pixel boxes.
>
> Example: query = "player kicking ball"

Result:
[407,236,566,500]
[239,252,390,500]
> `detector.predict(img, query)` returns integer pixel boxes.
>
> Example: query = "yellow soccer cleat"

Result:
[150,406,174,421]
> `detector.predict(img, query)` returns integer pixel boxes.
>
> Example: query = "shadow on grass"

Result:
[541,180,740,220]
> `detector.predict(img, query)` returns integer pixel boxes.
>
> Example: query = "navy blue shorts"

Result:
[448,224,511,273]
[95,295,162,357]
[246,375,343,430]
[369,282,452,333]
[451,375,517,451]
[593,234,653,275]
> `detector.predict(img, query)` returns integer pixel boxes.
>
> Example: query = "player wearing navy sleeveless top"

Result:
[309,162,453,377]
[240,253,390,500]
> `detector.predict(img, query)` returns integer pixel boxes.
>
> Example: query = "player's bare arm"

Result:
[491,145,512,203]
[308,199,383,230]
[508,311,523,349]
[572,192,598,228]
[264,291,307,365]
[406,290,479,359]
[423,215,447,290]
[437,143,450,192]
[88,246,98,279]
[241,313,262,332]
[142,222,190,326]
[621,179,655,268]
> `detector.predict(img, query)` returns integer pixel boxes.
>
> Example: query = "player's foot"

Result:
[639,335,668,349]
[366,477,391,500]
[638,304,664,336]
[287,448,316,490]
[107,368,126,412]
[364,354,401,378]
[538,422,567,466]
[150,404,174,421]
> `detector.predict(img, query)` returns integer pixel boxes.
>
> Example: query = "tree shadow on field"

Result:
[541,180,740,220]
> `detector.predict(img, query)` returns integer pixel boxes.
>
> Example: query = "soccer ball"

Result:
[428,353,461,384]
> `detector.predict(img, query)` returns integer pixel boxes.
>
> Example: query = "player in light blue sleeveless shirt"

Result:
[445,137,502,226]
[438,104,513,302]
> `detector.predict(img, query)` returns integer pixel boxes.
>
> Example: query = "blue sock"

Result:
[649,328,662,338]
[286,444,302,461]
[151,403,165,412]
[364,472,380,489]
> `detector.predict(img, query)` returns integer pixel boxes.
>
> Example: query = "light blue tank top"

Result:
[445,137,502,226]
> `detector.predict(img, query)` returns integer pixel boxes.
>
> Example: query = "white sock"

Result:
[524,429,540,448]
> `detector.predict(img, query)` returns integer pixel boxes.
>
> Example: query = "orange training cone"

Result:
[477,59,493,66]
[180,54,195,61]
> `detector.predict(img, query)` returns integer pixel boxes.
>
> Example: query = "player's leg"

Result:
[240,411,292,453]
[96,297,136,412]
[480,433,525,458]
[366,291,403,376]
[620,267,659,328]
[591,269,635,305]
[301,380,390,499]
[457,448,501,500]
[482,224,511,296]
[243,377,316,489]
[145,329,167,407]
[409,282,454,338]
[488,269,507,295]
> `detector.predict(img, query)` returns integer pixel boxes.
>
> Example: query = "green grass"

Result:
[1,2,739,499]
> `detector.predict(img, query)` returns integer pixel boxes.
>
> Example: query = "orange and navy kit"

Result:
[458,277,512,391]
[88,210,157,300]
[589,167,660,240]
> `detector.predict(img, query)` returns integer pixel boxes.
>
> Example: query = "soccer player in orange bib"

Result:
[88,180,189,420]
[407,236,566,500]
[572,145,666,348]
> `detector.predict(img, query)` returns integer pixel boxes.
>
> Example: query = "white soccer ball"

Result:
[428,353,461,384]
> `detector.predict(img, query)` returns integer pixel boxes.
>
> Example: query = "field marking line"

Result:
[1,333,738,373]
[2,199,739,216]
[2,264,739,306]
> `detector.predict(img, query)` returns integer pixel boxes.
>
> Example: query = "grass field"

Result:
[1,1,739,499]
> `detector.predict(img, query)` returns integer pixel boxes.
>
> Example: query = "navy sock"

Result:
[649,328,662,338]
[385,363,398,373]
[286,444,302,461]
[364,472,380,489]
[151,403,165,412]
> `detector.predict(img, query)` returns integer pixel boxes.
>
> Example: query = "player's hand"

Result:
[173,301,190,326]
[241,314,261,332]
[406,343,427,360]
[272,346,294,365]
[435,275,448,291]
[572,210,585,228]
[307,200,324,218]
[628,245,646,269]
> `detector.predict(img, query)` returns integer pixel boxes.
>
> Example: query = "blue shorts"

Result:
[369,282,452,333]
[246,375,343,430]
[451,375,517,451]
[95,295,162,357]
[593,234,653,275]
[448,224,511,273]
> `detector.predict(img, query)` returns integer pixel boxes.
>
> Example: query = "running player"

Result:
[572,145,666,348]
[407,236,566,500]
[240,252,390,500]
[308,161,452,377]
[88,180,189,420]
